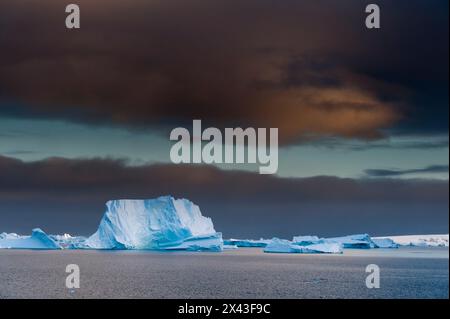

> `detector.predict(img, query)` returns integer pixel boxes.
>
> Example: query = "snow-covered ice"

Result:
[84,196,223,251]
[375,234,449,247]
[0,228,61,250]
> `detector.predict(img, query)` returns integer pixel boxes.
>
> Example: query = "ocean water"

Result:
[0,247,448,299]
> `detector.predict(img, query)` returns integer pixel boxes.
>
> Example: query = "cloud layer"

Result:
[1,0,447,143]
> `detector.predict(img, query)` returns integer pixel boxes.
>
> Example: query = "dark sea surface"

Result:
[0,247,448,299]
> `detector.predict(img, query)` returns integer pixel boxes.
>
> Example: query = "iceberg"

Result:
[223,238,271,247]
[303,242,343,254]
[292,235,320,246]
[322,234,376,249]
[84,196,223,251]
[50,234,88,249]
[371,238,399,248]
[263,238,342,254]
[0,228,62,250]
[374,234,449,247]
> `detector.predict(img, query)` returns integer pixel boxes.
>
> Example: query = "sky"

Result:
[0,0,448,237]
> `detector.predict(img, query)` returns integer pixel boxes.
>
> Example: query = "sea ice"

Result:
[84,196,223,251]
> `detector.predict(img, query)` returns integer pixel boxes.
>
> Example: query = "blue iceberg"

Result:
[223,238,271,247]
[291,233,400,250]
[264,238,342,254]
[292,235,320,246]
[371,238,399,248]
[322,234,376,249]
[0,228,62,250]
[84,196,223,251]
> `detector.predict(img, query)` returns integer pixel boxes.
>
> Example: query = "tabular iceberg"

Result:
[0,228,62,250]
[224,238,271,247]
[263,238,342,254]
[371,238,399,248]
[292,235,320,246]
[322,234,376,249]
[84,196,223,251]
[291,234,400,249]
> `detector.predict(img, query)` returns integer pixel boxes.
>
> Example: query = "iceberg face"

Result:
[263,238,342,254]
[0,228,61,250]
[224,238,270,247]
[375,235,449,247]
[84,196,223,251]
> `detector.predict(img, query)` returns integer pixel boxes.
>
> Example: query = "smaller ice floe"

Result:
[292,235,320,246]
[263,238,342,254]
[371,238,399,248]
[223,238,271,247]
[0,228,62,250]
[322,234,376,249]
[375,235,449,247]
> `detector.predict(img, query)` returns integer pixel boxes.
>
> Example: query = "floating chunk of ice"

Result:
[292,235,320,246]
[263,238,342,254]
[0,228,62,250]
[371,238,399,248]
[322,234,375,249]
[223,238,270,247]
[84,196,223,251]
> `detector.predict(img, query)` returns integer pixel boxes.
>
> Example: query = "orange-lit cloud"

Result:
[1,0,446,143]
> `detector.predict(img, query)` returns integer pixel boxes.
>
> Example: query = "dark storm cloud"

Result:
[0,155,448,237]
[1,0,447,143]
[0,155,448,202]
[365,165,449,177]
